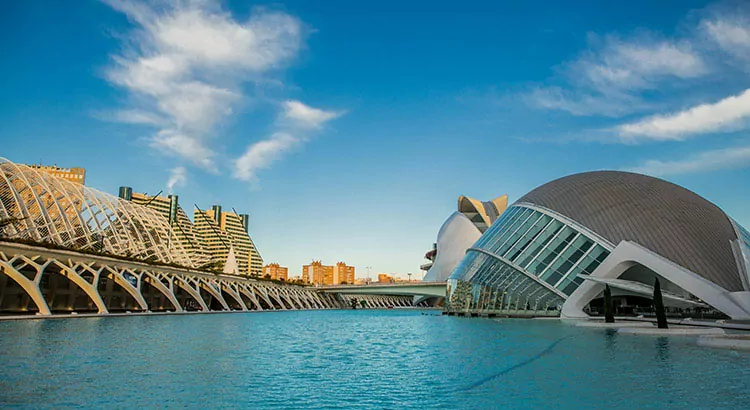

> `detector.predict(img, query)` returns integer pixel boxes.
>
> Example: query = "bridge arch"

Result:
[0,261,51,315]
[219,282,247,311]
[140,271,181,312]
[96,266,147,312]
[44,260,107,314]
[172,276,208,311]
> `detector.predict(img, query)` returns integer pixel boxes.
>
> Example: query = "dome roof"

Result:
[517,171,744,292]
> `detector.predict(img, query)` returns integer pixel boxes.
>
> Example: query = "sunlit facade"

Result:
[446,171,750,320]
[0,158,196,267]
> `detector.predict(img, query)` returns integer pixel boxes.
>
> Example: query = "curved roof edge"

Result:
[457,194,509,231]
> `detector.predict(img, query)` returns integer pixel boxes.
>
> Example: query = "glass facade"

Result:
[446,205,611,315]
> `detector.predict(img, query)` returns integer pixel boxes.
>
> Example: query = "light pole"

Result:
[407,272,412,283]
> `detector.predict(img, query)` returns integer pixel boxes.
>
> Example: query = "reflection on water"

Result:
[0,311,749,409]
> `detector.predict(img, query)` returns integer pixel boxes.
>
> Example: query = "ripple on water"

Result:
[1,310,749,409]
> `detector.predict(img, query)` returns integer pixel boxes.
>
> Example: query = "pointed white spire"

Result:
[223,245,239,274]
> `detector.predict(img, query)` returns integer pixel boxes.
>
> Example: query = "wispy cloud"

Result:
[703,15,750,66]
[233,100,343,182]
[166,165,187,192]
[280,100,344,129]
[233,133,299,182]
[102,0,305,171]
[617,88,750,142]
[625,145,750,176]
[525,36,706,117]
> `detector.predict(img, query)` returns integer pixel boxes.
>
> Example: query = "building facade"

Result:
[125,191,208,267]
[422,195,508,283]
[194,206,263,277]
[302,261,354,285]
[334,262,355,285]
[445,171,750,320]
[378,273,394,283]
[263,263,289,281]
[27,164,86,185]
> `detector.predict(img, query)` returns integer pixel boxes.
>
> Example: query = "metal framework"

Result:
[0,242,339,315]
[0,158,200,268]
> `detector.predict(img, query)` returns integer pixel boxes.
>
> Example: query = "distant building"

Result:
[422,194,508,283]
[117,188,263,276]
[334,262,355,285]
[302,261,329,285]
[194,205,263,277]
[27,164,86,185]
[378,273,395,283]
[124,191,208,266]
[263,263,288,281]
[302,261,354,285]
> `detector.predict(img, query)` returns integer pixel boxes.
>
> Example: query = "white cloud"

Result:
[166,166,187,192]
[626,146,750,176]
[526,36,706,117]
[281,100,343,128]
[572,39,706,90]
[703,17,750,64]
[617,88,750,142]
[150,129,217,172]
[233,100,345,181]
[103,0,304,170]
[233,133,300,181]
[525,87,644,117]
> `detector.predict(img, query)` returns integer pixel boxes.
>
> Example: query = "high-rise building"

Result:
[194,206,263,277]
[302,260,330,285]
[122,190,208,267]
[263,263,288,281]
[302,261,354,285]
[333,262,355,285]
[27,164,86,184]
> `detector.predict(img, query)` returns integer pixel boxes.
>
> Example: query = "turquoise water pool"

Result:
[1,310,748,408]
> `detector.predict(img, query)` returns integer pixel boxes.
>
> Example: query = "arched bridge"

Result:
[0,241,342,316]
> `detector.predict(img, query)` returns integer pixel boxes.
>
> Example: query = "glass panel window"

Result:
[534,228,577,279]
[517,220,563,268]
[579,246,609,275]
[486,208,535,254]
[505,214,552,262]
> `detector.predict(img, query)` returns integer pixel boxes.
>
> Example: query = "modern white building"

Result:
[423,195,508,283]
[445,171,750,320]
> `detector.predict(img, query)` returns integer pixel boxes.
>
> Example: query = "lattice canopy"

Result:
[0,158,196,267]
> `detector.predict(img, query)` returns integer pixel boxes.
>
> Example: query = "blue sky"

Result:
[2,0,749,278]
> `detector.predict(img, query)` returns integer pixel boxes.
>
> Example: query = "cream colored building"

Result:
[302,261,355,285]
[28,164,86,185]
[126,191,208,267]
[263,263,288,281]
[333,262,355,285]
[194,206,263,277]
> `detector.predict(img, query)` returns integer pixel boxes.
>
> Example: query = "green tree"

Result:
[603,284,615,323]
[653,277,668,329]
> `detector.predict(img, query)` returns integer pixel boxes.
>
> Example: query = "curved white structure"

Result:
[446,171,750,320]
[423,212,481,283]
[422,195,508,285]
[0,158,197,268]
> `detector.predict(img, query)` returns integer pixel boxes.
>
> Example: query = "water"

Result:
[1,310,749,409]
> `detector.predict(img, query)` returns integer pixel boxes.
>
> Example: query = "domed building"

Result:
[445,171,750,320]
[422,195,508,283]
